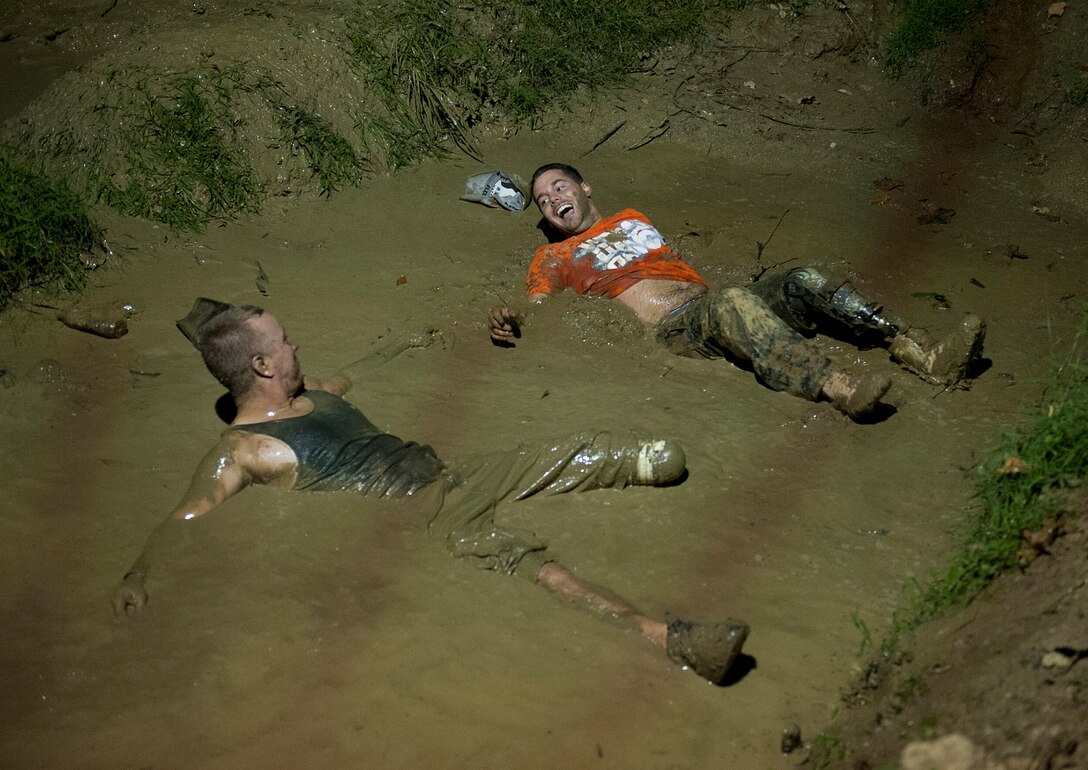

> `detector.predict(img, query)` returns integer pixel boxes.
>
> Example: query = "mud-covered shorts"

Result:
[654,285,833,400]
[419,431,657,581]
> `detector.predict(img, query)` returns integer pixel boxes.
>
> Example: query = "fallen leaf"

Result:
[871,192,892,205]
[997,456,1029,475]
[396,275,407,286]
[1048,1,1066,17]
[1041,650,1074,669]
[1032,205,1061,222]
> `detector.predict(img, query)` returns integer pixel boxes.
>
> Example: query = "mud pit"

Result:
[2,2,1088,768]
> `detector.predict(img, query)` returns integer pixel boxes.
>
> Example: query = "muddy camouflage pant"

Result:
[655,285,833,400]
[419,431,657,580]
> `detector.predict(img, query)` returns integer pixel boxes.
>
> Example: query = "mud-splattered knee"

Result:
[716,286,779,324]
[706,285,754,319]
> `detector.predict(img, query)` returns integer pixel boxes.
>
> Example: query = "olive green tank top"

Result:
[229,389,444,496]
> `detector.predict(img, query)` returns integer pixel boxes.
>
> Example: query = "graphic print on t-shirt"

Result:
[572,219,665,271]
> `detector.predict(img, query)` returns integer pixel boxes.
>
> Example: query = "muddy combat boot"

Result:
[630,439,687,485]
[821,371,892,421]
[666,617,750,684]
[888,314,986,386]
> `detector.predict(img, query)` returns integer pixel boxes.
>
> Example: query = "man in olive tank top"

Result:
[111,298,749,685]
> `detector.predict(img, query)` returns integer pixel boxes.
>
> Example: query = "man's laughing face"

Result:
[532,169,601,236]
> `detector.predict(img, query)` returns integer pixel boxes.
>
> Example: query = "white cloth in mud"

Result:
[461,170,527,211]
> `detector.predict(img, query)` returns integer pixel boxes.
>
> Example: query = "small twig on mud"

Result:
[100,0,119,18]
[834,2,870,48]
[720,45,780,54]
[674,88,871,133]
[673,74,696,101]
[720,50,751,73]
[750,256,796,283]
[755,208,790,263]
[672,103,728,128]
[581,121,627,157]
[963,50,995,104]
[628,118,671,150]
[723,102,875,133]
[1014,88,1061,128]
[933,379,974,398]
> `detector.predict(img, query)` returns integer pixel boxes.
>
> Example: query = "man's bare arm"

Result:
[111,432,279,616]
[307,329,444,396]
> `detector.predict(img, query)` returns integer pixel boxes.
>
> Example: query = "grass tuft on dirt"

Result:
[0,152,100,309]
[810,316,1088,768]
[929,334,1088,600]
[879,311,1088,654]
[345,0,725,166]
[6,0,728,235]
[883,0,993,72]
[92,69,263,232]
[278,107,366,196]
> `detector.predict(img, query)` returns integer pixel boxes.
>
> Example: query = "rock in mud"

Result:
[57,310,128,339]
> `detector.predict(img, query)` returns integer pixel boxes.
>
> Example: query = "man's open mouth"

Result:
[556,203,573,218]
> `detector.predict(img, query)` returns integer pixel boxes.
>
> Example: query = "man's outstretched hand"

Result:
[111,573,148,617]
[488,305,521,345]
[315,328,449,395]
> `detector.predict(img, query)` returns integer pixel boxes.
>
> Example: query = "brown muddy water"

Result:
[2,34,1088,770]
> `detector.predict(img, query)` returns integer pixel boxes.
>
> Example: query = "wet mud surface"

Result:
[2,2,1087,768]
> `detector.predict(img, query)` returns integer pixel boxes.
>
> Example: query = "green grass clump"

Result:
[490,0,714,117]
[807,732,847,769]
[0,152,99,308]
[94,70,262,231]
[9,0,733,235]
[346,0,724,165]
[346,2,473,170]
[278,107,366,196]
[1064,76,1088,107]
[877,313,1088,654]
[928,351,1088,604]
[883,0,992,72]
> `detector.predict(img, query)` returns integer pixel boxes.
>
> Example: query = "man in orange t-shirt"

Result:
[487,163,985,421]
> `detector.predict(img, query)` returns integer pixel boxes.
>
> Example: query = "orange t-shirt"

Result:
[525,209,707,298]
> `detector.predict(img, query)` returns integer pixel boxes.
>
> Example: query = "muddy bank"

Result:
[817,506,1088,770]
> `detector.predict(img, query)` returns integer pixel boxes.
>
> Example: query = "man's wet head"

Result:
[530,163,602,237]
[197,305,302,398]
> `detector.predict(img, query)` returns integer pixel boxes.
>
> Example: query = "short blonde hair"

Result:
[198,304,265,396]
